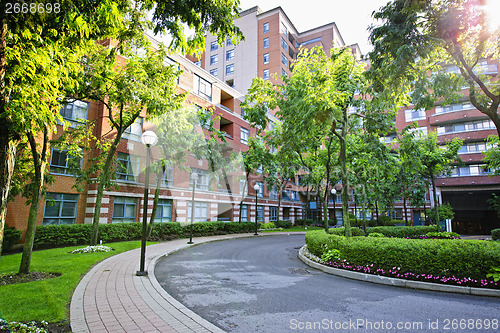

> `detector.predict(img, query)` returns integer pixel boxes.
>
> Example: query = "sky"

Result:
[238,0,391,54]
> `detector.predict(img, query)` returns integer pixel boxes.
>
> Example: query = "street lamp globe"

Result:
[191,172,199,182]
[253,184,260,192]
[141,130,158,146]
[331,188,337,195]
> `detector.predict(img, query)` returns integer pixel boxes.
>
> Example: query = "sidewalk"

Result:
[70,234,259,333]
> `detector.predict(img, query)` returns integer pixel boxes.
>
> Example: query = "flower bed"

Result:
[305,230,500,289]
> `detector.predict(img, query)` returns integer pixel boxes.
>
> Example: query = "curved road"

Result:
[155,234,500,332]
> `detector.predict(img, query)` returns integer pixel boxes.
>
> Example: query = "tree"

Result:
[243,47,396,236]
[368,0,500,136]
[399,128,462,231]
[0,0,243,259]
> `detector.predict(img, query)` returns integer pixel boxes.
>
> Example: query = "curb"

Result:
[297,246,500,298]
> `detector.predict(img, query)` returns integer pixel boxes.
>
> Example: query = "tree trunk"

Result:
[320,186,329,232]
[339,124,351,236]
[430,174,440,232]
[375,201,379,224]
[19,130,48,274]
[403,196,409,226]
[361,184,367,235]
[147,170,162,238]
[238,172,249,223]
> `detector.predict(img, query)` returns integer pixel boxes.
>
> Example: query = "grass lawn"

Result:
[0,241,154,323]
[261,226,324,232]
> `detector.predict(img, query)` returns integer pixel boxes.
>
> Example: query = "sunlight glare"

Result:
[482,0,500,33]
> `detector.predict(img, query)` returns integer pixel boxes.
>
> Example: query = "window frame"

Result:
[210,41,218,51]
[240,127,249,144]
[226,63,235,75]
[226,49,235,61]
[112,196,137,223]
[263,69,270,80]
[270,206,278,221]
[194,74,212,100]
[263,37,269,49]
[155,199,173,222]
[187,201,209,222]
[263,22,269,33]
[49,147,82,176]
[123,116,143,142]
[263,53,269,64]
[59,100,89,128]
[210,54,218,65]
[43,192,79,225]
[116,152,140,182]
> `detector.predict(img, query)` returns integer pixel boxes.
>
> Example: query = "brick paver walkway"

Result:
[70,234,257,333]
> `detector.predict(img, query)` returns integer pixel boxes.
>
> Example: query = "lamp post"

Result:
[253,183,260,235]
[137,130,158,277]
[331,188,337,226]
[188,172,198,244]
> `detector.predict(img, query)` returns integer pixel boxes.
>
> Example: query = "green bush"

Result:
[223,222,258,233]
[367,232,385,238]
[99,222,142,242]
[261,222,277,229]
[149,222,183,240]
[34,224,92,249]
[276,220,293,228]
[2,227,22,253]
[426,231,461,239]
[305,230,500,281]
[328,227,364,236]
[367,226,436,238]
[492,229,500,241]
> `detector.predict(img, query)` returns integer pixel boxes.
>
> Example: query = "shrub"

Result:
[2,227,21,253]
[223,222,258,234]
[328,227,364,236]
[492,228,500,241]
[428,202,455,223]
[276,220,292,228]
[367,226,436,238]
[295,218,306,226]
[34,224,92,249]
[99,222,142,242]
[426,231,461,239]
[305,230,500,281]
[367,232,385,238]
[149,222,183,240]
[261,222,277,229]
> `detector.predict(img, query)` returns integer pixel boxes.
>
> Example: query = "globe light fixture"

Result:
[253,183,260,236]
[188,172,199,244]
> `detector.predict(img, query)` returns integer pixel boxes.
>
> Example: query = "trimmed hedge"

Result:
[2,227,22,253]
[33,221,260,249]
[328,227,364,236]
[305,230,500,281]
[367,226,436,238]
[276,220,293,228]
[492,228,500,241]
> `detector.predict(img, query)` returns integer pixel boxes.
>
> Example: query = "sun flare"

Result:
[482,0,500,33]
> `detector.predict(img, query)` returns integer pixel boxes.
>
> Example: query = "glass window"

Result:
[50,147,82,175]
[187,201,209,222]
[226,38,233,46]
[240,204,249,221]
[269,188,279,199]
[240,179,248,196]
[270,206,278,221]
[210,54,218,65]
[256,181,264,197]
[210,68,218,77]
[155,199,172,222]
[263,53,269,64]
[226,64,234,75]
[112,196,137,223]
[281,37,288,51]
[280,22,288,36]
[194,74,212,100]
[116,152,140,182]
[60,100,88,128]
[190,168,209,191]
[210,41,218,51]
[240,127,249,144]
[263,69,270,80]
[43,193,78,225]
[164,164,174,186]
[256,205,264,221]
[123,116,143,141]
[281,53,288,67]
[263,37,269,49]
[282,68,288,77]
[226,49,235,61]
[263,22,269,33]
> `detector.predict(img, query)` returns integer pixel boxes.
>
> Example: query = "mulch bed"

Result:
[0,272,61,286]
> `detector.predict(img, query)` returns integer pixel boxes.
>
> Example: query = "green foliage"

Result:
[487,267,500,282]
[295,219,314,226]
[306,231,500,281]
[367,232,385,238]
[328,227,364,236]
[99,223,143,242]
[367,226,436,238]
[487,192,500,217]
[426,232,461,239]
[2,227,21,253]
[321,249,342,262]
[428,202,455,223]
[492,229,500,241]
[33,224,92,249]
[275,220,293,228]
[260,222,277,229]
[223,222,257,234]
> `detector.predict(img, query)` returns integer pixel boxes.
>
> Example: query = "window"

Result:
[50,147,82,175]
[226,49,235,61]
[263,37,269,49]
[240,127,249,144]
[282,68,288,77]
[437,120,495,135]
[240,204,249,221]
[281,53,288,67]
[270,206,278,221]
[240,179,248,196]
[43,193,78,225]
[226,64,234,75]
[116,152,140,182]
[112,196,137,223]
[300,37,321,46]
[194,74,212,100]
[210,54,218,65]
[256,205,264,221]
[187,201,209,222]
[194,61,201,67]
[263,69,270,80]
[210,41,218,51]
[280,22,288,36]
[210,68,218,77]
[435,101,474,114]
[164,164,174,186]
[263,53,269,64]
[281,37,288,51]
[256,181,264,197]
[226,38,233,46]
[190,168,209,191]
[405,109,426,122]
[60,100,88,128]
[458,142,487,154]
[155,199,172,222]
[263,22,269,33]
[123,116,143,141]
[409,126,428,137]
[269,188,279,199]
